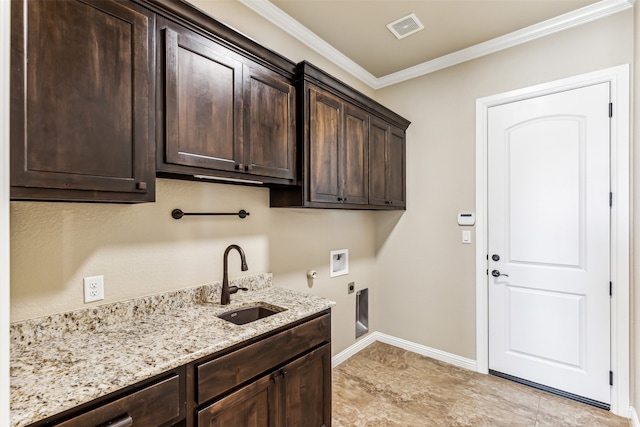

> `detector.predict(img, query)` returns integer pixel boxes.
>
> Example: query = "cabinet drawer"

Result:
[197,313,330,404]
[196,372,276,426]
[56,375,181,427]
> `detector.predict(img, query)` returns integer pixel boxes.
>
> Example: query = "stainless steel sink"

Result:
[217,304,285,325]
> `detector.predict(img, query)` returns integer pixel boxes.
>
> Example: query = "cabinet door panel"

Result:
[197,374,276,427]
[342,105,369,205]
[283,344,331,427]
[245,68,295,179]
[163,26,243,172]
[11,0,153,201]
[369,118,388,206]
[309,88,341,203]
[388,126,406,207]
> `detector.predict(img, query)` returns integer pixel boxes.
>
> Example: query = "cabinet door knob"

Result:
[245,165,253,172]
[136,182,147,190]
[337,197,343,202]
[235,163,244,171]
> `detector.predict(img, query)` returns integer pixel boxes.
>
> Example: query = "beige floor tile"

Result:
[333,342,630,427]
[445,393,536,427]
[333,367,446,427]
[535,393,629,427]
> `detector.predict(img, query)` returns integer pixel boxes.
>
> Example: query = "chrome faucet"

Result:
[221,244,249,305]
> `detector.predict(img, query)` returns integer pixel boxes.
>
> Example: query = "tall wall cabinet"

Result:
[369,117,406,207]
[270,62,410,210]
[156,17,296,183]
[10,0,155,202]
[306,86,369,206]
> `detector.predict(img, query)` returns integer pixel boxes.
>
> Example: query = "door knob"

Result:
[491,270,509,278]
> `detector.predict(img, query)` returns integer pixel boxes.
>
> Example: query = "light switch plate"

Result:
[462,230,471,244]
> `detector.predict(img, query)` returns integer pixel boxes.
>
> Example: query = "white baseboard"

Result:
[630,406,639,427]
[331,332,378,368]
[331,331,477,372]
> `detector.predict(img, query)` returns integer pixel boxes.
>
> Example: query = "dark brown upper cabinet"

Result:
[161,23,243,174]
[10,0,155,202]
[157,18,296,184]
[307,87,369,205]
[369,117,407,208]
[270,61,409,210]
[244,67,296,180]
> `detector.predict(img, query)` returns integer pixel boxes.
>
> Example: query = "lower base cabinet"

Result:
[197,374,277,427]
[197,344,331,427]
[282,345,331,427]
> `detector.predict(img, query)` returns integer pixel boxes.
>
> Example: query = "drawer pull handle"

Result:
[106,414,133,427]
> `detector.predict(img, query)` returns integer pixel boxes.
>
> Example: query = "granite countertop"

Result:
[10,273,335,427]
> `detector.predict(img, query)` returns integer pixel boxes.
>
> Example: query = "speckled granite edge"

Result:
[10,273,272,345]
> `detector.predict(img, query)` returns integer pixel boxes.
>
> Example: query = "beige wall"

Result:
[10,179,377,355]
[8,0,379,356]
[374,11,635,360]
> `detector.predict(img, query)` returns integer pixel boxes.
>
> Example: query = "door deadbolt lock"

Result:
[491,254,500,261]
[491,270,509,278]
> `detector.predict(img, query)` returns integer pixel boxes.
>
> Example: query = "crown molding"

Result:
[239,0,634,90]
[378,0,634,88]
[238,0,379,88]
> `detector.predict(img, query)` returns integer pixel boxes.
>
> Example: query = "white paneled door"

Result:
[487,83,611,405]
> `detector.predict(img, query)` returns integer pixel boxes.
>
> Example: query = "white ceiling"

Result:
[239,0,634,88]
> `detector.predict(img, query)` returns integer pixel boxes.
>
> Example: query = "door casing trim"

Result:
[1,0,10,418]
[475,64,630,417]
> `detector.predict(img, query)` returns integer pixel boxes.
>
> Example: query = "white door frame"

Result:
[475,64,630,417]
[1,0,11,421]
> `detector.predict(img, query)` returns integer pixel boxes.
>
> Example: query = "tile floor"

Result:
[332,342,630,427]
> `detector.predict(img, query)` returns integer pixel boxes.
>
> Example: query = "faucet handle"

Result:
[228,286,249,295]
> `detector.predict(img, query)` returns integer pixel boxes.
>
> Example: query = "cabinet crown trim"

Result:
[297,61,411,130]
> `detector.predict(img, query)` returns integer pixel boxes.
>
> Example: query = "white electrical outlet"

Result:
[83,275,104,303]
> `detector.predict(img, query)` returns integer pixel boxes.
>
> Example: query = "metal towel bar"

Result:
[171,209,250,220]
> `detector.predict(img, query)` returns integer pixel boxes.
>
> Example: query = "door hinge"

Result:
[486,269,489,276]
[609,192,613,207]
[609,103,613,118]
[609,371,613,386]
[609,282,613,297]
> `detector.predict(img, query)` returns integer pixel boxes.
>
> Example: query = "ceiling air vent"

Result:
[386,13,424,40]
